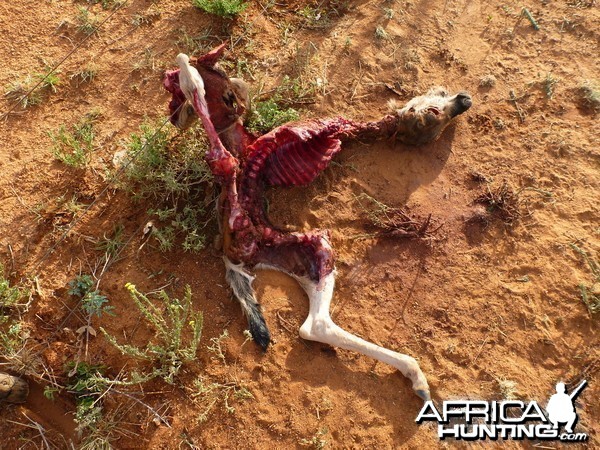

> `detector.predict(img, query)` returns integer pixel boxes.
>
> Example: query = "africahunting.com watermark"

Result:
[416,380,588,442]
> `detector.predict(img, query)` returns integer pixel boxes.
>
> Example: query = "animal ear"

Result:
[230,78,251,115]
[177,104,198,130]
[196,43,227,67]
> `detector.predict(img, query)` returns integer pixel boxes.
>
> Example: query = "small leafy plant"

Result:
[50,115,97,168]
[69,274,114,317]
[542,72,558,99]
[297,3,347,29]
[69,274,94,297]
[192,375,254,421]
[87,0,127,9]
[570,243,600,315]
[0,265,29,311]
[579,80,600,112]
[247,98,300,134]
[0,321,41,375]
[247,75,316,134]
[65,361,118,448]
[189,329,254,422]
[82,291,113,318]
[5,70,61,108]
[96,224,125,259]
[375,25,388,40]
[101,283,203,383]
[121,121,213,252]
[76,6,100,36]
[300,427,329,449]
[149,205,208,252]
[192,0,248,18]
[71,65,98,86]
[67,361,107,396]
[0,268,37,375]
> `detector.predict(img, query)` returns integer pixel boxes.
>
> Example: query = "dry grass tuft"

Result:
[474,181,520,225]
[356,194,441,240]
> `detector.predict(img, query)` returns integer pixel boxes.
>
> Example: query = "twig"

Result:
[113,389,172,428]
[509,90,526,123]
[180,428,201,450]
[472,334,490,365]
[350,61,364,102]
[474,181,520,224]
[384,83,404,97]
[276,310,295,334]
[10,413,53,449]
[521,8,540,31]
[8,243,15,274]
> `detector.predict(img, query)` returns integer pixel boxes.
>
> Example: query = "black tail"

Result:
[224,257,271,350]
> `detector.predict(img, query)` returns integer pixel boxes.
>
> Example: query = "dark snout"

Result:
[450,92,472,117]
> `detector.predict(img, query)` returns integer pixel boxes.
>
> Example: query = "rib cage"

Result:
[243,118,354,187]
[262,127,340,186]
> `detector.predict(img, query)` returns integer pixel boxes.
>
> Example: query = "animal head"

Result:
[390,87,472,145]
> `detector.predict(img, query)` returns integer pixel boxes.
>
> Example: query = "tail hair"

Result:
[224,257,271,350]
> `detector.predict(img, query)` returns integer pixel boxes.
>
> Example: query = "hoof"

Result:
[415,388,431,402]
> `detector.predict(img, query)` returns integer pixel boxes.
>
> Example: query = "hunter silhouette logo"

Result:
[416,380,588,442]
[546,380,586,434]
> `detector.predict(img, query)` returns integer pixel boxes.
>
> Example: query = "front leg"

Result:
[296,270,430,401]
[175,53,239,180]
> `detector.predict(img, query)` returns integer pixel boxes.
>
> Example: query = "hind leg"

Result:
[296,271,430,401]
[224,257,271,350]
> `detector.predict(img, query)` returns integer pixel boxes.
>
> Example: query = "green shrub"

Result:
[50,117,96,168]
[5,70,61,108]
[69,274,95,297]
[192,0,248,17]
[121,122,213,252]
[0,265,29,310]
[248,98,300,134]
[101,283,203,383]
[68,274,114,318]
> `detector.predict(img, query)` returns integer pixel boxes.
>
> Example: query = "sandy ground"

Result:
[0,0,598,448]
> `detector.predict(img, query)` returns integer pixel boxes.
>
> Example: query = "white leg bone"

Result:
[295,271,430,401]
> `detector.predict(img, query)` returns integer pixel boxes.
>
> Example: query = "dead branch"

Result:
[474,181,521,225]
[356,194,442,240]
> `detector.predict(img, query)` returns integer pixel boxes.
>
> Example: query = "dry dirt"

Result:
[1,0,599,449]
